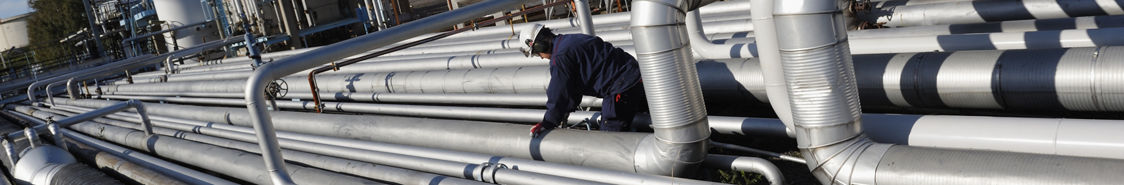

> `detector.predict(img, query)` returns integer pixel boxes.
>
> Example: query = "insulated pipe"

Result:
[64,139,190,185]
[777,1,1124,184]
[28,36,243,103]
[242,1,541,183]
[747,0,793,137]
[629,0,716,176]
[63,109,602,185]
[573,0,595,35]
[58,128,236,185]
[12,145,78,185]
[50,103,723,185]
[101,48,1124,113]
[100,93,604,108]
[12,108,388,185]
[861,0,1124,27]
[850,27,1124,54]
[685,11,754,60]
[702,154,783,185]
[40,108,498,185]
[848,15,1124,39]
[87,95,782,137]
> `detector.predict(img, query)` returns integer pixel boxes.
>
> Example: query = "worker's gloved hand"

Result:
[529,122,555,137]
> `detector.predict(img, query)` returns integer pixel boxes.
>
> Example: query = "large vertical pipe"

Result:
[573,0,596,35]
[629,0,716,176]
[776,0,1124,184]
[241,1,536,184]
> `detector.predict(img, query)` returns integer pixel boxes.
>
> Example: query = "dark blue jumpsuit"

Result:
[541,34,646,131]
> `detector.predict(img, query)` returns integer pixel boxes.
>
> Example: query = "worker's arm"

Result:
[541,57,582,129]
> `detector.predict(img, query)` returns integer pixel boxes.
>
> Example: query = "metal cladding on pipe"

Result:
[54,98,649,173]
[242,1,539,181]
[703,154,783,185]
[48,104,722,185]
[12,146,77,185]
[774,0,881,183]
[848,15,1124,39]
[101,93,604,108]
[629,0,716,176]
[56,107,600,185]
[850,27,1124,54]
[855,47,1124,112]
[13,107,387,185]
[778,1,1124,184]
[861,0,1124,27]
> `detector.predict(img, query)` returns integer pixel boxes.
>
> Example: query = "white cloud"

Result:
[0,0,33,19]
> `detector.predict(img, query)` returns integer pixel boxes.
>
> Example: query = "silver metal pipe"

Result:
[100,93,604,107]
[573,0,595,35]
[69,109,603,185]
[42,107,497,185]
[848,15,1124,39]
[748,0,794,137]
[861,0,1124,27]
[51,103,722,185]
[709,141,805,164]
[14,107,388,185]
[66,78,78,100]
[242,1,541,183]
[629,0,717,176]
[779,1,1124,184]
[7,110,236,185]
[703,154,784,185]
[850,27,1124,54]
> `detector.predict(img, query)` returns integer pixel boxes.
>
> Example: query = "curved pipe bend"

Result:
[629,0,717,176]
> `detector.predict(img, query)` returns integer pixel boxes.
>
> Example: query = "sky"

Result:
[0,0,33,19]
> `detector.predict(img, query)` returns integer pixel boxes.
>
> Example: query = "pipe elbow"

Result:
[633,135,709,177]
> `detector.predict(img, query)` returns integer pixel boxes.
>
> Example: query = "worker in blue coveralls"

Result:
[520,24,647,137]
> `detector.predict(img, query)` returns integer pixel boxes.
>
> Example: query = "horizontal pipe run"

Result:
[861,0,1124,27]
[84,96,784,137]
[99,93,604,108]
[64,139,190,185]
[50,103,722,185]
[57,107,604,185]
[13,107,387,185]
[849,15,1124,39]
[5,112,236,185]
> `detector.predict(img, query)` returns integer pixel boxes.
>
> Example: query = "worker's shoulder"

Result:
[556,34,604,52]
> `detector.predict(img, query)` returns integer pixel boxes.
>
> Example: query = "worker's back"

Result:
[549,34,642,98]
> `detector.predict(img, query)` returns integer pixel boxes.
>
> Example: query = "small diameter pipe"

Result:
[710,141,805,164]
[703,154,784,185]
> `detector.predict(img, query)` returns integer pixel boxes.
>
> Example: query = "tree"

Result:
[26,0,88,64]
